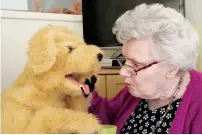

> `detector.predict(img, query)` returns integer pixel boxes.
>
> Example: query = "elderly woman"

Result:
[89,3,202,134]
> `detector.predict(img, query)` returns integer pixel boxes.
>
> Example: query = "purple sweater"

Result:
[89,69,202,133]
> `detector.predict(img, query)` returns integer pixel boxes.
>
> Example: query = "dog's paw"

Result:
[82,75,97,98]
[91,75,97,85]
[85,75,97,92]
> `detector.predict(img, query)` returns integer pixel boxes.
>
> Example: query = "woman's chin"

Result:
[128,86,149,99]
[128,86,140,97]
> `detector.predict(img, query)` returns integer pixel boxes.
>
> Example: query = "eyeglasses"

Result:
[116,54,159,76]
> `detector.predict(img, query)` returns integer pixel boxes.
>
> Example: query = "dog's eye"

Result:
[66,46,74,53]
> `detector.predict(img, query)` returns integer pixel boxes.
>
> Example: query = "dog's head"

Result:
[27,25,103,96]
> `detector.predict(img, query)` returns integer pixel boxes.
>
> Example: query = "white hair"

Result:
[112,3,200,71]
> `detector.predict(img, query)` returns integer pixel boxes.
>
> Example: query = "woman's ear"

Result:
[27,30,58,75]
[166,63,180,78]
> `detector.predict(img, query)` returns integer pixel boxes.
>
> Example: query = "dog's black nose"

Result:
[97,53,103,62]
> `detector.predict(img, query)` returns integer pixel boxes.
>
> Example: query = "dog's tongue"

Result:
[66,76,90,95]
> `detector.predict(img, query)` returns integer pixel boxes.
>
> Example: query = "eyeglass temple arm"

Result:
[136,61,158,72]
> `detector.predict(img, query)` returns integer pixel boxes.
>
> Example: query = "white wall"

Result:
[185,0,202,71]
[1,10,83,91]
[1,0,28,10]
[185,0,202,26]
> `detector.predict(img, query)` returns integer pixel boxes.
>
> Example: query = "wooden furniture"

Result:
[96,68,125,98]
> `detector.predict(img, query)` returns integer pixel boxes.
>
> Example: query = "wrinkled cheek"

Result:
[131,77,150,92]
[131,77,141,88]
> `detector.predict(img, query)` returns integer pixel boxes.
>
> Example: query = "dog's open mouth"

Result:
[65,73,90,95]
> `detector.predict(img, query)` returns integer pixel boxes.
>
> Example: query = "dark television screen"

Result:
[82,0,184,47]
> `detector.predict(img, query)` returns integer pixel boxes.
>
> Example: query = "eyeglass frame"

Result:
[116,54,160,76]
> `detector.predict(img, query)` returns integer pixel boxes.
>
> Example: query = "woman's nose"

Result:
[120,67,131,77]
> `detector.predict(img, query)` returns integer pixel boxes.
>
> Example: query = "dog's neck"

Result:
[31,72,63,91]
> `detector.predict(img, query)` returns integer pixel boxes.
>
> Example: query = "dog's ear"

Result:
[27,30,58,75]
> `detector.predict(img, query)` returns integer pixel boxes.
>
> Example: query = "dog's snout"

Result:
[97,53,103,62]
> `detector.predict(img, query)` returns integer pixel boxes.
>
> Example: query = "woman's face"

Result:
[120,38,168,100]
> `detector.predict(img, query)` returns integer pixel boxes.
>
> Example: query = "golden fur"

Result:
[1,25,104,133]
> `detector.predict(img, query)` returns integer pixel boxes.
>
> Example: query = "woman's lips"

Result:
[124,80,132,85]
